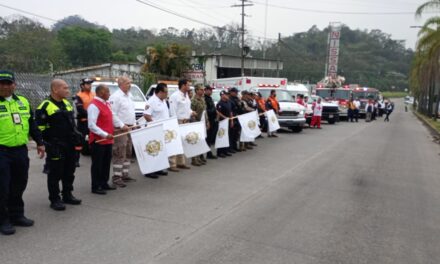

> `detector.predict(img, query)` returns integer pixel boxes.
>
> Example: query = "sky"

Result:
[0,0,432,49]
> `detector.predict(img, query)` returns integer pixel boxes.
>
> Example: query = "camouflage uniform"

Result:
[190,95,207,165]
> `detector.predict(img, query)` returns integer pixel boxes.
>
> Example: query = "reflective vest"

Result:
[88,99,114,145]
[0,94,31,147]
[267,96,279,113]
[36,98,75,141]
[76,91,95,121]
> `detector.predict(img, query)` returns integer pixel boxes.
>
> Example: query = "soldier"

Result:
[36,79,82,211]
[0,70,45,235]
[190,84,207,166]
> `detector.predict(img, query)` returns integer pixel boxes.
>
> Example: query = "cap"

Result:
[80,78,94,85]
[229,87,239,93]
[0,70,15,83]
[204,85,213,90]
[220,91,228,96]
[241,90,249,95]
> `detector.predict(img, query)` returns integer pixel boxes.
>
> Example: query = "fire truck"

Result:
[351,87,381,116]
[314,76,351,120]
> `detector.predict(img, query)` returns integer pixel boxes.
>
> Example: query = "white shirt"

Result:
[353,100,361,109]
[88,97,124,137]
[313,102,323,116]
[144,94,169,121]
[169,90,192,120]
[109,89,136,125]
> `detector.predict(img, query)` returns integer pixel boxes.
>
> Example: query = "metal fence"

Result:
[14,73,86,109]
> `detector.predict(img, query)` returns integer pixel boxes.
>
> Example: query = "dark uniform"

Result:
[205,91,218,158]
[0,70,44,235]
[228,88,244,152]
[216,98,232,156]
[36,97,82,210]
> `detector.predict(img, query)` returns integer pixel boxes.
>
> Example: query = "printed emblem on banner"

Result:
[145,140,163,156]
[247,120,257,130]
[164,129,177,143]
[185,132,200,145]
[217,128,225,138]
[271,116,276,123]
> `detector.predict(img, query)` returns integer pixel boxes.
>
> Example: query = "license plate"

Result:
[329,114,334,118]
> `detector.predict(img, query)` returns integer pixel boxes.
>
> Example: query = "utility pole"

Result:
[277,33,281,77]
[232,0,253,77]
[262,0,268,77]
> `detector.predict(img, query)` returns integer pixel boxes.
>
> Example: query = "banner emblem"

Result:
[217,128,225,138]
[145,140,163,157]
[164,129,177,143]
[185,132,200,145]
[247,120,257,130]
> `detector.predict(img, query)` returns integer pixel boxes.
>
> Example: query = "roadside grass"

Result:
[381,91,408,98]
[413,111,440,135]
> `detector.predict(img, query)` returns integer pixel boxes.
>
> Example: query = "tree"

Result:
[57,26,112,67]
[143,43,190,78]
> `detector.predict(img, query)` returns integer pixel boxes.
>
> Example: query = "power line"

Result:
[0,3,65,24]
[252,0,432,15]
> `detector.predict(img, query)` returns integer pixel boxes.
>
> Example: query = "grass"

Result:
[413,111,440,135]
[381,91,408,98]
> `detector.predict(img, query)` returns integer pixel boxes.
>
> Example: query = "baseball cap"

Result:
[80,78,94,85]
[229,87,239,93]
[0,70,15,83]
[220,91,228,96]
[204,85,213,90]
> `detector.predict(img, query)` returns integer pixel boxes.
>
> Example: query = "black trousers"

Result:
[0,145,29,221]
[47,143,76,202]
[230,121,240,150]
[206,119,218,146]
[90,143,112,190]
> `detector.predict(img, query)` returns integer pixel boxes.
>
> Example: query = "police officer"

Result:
[216,91,233,158]
[204,85,218,159]
[36,79,82,211]
[0,70,45,235]
[228,87,243,152]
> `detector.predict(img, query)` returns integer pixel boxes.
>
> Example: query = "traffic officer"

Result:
[36,79,82,211]
[73,78,95,158]
[0,70,45,235]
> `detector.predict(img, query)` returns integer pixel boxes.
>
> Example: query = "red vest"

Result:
[89,99,114,145]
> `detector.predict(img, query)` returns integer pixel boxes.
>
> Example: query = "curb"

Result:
[413,111,440,143]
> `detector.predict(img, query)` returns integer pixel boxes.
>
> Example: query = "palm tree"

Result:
[412,1,440,118]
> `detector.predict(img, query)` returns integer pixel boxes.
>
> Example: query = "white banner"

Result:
[179,121,210,158]
[200,110,207,138]
[131,124,170,174]
[215,119,230,149]
[238,111,261,139]
[265,109,281,132]
[148,117,184,157]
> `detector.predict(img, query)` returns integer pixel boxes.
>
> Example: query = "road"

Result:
[2,100,440,264]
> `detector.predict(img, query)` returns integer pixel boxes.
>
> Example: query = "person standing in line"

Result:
[88,84,127,195]
[255,92,267,137]
[353,97,360,122]
[36,79,82,211]
[108,76,137,187]
[228,87,243,152]
[347,98,356,122]
[216,91,233,158]
[169,79,193,170]
[204,85,218,159]
[0,70,45,235]
[143,83,170,178]
[241,91,257,149]
[310,97,323,129]
[73,78,95,163]
[190,84,207,166]
[265,89,280,137]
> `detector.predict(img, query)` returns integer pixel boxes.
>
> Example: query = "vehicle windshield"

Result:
[316,89,350,100]
[258,89,294,102]
[352,91,379,100]
[93,84,145,102]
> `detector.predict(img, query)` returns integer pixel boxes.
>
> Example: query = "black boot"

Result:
[11,216,34,227]
[0,219,16,235]
[50,200,66,211]
[207,152,217,159]
[62,193,82,205]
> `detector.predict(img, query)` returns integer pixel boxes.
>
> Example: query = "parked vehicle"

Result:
[351,87,380,116]
[211,76,287,91]
[91,80,147,121]
[305,95,339,125]
[250,88,306,133]
[286,82,310,98]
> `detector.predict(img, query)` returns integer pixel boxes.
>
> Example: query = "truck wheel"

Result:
[328,119,335,124]
[291,126,303,133]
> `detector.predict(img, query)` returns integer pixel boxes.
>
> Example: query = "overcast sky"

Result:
[0,0,431,49]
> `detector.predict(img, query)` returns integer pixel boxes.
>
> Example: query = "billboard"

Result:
[326,23,341,79]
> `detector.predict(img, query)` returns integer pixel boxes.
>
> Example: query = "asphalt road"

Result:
[2,100,440,264]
